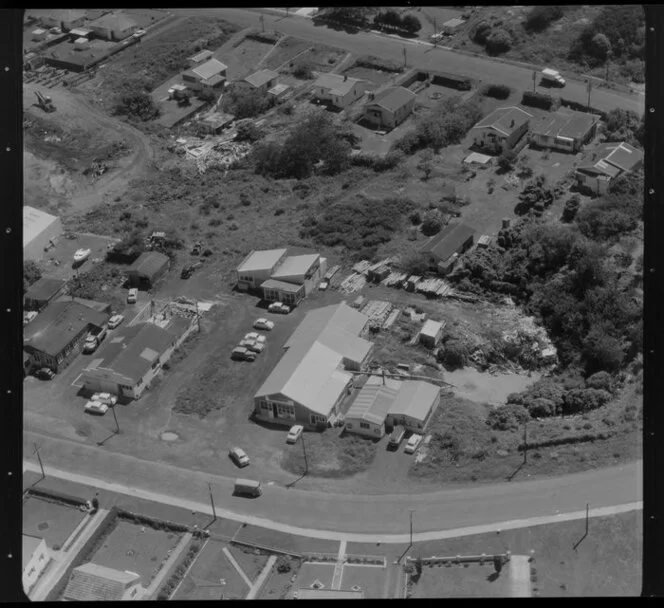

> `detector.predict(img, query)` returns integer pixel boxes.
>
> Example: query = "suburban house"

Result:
[23,534,50,598]
[253,303,373,429]
[81,316,193,401]
[575,141,644,195]
[243,69,279,94]
[530,110,599,153]
[471,106,533,154]
[126,251,170,289]
[187,49,214,68]
[63,563,145,601]
[312,73,367,109]
[23,301,109,373]
[420,222,476,275]
[39,9,86,31]
[24,277,67,312]
[23,206,62,262]
[88,12,138,41]
[345,375,441,437]
[363,86,417,130]
[419,319,444,348]
[235,249,327,306]
[182,57,227,92]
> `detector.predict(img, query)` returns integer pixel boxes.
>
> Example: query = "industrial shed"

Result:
[126,251,170,288]
[24,277,67,311]
[419,319,444,348]
[420,222,476,275]
[23,206,62,262]
[385,380,441,433]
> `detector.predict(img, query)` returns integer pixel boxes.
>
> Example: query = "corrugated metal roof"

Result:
[237,249,287,273]
[345,381,399,426]
[23,206,60,248]
[261,278,304,293]
[244,69,278,88]
[368,86,416,113]
[532,110,597,140]
[191,57,227,81]
[420,319,443,338]
[24,277,67,302]
[389,381,440,421]
[271,254,319,280]
[603,141,643,172]
[64,562,140,602]
[128,251,169,280]
[419,222,476,262]
[473,106,532,136]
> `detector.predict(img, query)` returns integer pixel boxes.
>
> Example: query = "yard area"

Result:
[263,36,345,73]
[91,519,182,584]
[227,545,270,583]
[233,525,339,556]
[410,510,642,596]
[121,8,170,29]
[22,496,86,550]
[293,561,336,589]
[218,37,275,81]
[259,555,303,599]
[410,560,514,598]
[340,564,389,598]
[173,539,250,600]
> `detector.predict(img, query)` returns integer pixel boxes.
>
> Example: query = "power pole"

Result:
[111,406,120,435]
[286,7,290,18]
[585,503,589,536]
[208,483,217,522]
[586,78,593,110]
[403,45,407,68]
[409,509,414,547]
[259,14,265,33]
[33,443,45,479]
[301,432,309,475]
[532,70,537,93]
[522,420,527,464]
[605,51,612,83]
[433,17,437,37]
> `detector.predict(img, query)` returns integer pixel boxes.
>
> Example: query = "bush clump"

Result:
[487,403,531,431]
[481,83,511,100]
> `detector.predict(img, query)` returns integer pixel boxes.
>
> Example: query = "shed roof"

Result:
[89,11,137,31]
[188,49,213,63]
[23,206,60,248]
[191,57,227,81]
[22,534,44,571]
[56,295,111,313]
[473,106,533,137]
[127,251,169,279]
[368,86,417,113]
[64,562,140,602]
[23,301,108,357]
[261,278,304,293]
[244,69,279,88]
[345,378,399,426]
[532,110,598,140]
[578,141,643,177]
[314,73,363,96]
[389,380,440,421]
[24,277,67,302]
[237,249,287,273]
[420,319,443,338]
[272,254,320,279]
[419,222,476,261]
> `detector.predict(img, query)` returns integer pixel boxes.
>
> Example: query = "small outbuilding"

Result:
[243,69,279,93]
[420,222,476,275]
[126,251,170,288]
[419,319,444,348]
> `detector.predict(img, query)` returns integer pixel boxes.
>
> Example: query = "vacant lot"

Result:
[410,559,514,598]
[92,520,182,584]
[264,37,344,73]
[259,555,303,599]
[22,496,86,550]
[228,545,269,583]
[411,510,642,596]
[173,539,249,600]
[220,37,275,81]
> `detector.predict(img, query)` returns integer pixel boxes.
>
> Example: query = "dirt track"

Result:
[24,82,155,216]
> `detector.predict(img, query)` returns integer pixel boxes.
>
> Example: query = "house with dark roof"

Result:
[23,301,109,372]
[182,57,227,92]
[471,106,533,154]
[575,141,644,195]
[363,86,417,130]
[420,222,476,275]
[531,110,599,153]
[24,277,67,311]
[313,73,367,109]
[63,563,144,601]
[126,251,170,288]
[81,317,195,400]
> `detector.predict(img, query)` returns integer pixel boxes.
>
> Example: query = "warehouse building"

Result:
[23,206,62,262]
[126,251,170,288]
[253,303,373,429]
[420,222,476,275]
[24,277,67,312]
[235,249,288,291]
[23,301,109,372]
[88,11,138,41]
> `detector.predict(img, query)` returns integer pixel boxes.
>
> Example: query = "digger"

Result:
[35,90,55,113]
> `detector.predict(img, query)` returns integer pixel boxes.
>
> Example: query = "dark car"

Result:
[34,368,55,380]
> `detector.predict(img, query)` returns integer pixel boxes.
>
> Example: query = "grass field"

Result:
[294,561,336,588]
[233,525,340,556]
[410,510,642,597]
[410,560,514,598]
[22,497,86,550]
[259,556,303,599]
[92,520,182,584]
[340,564,389,598]
[228,545,270,583]
[264,36,345,72]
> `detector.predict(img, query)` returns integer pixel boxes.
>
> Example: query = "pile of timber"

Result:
[382,271,408,288]
[339,272,367,294]
[382,308,401,330]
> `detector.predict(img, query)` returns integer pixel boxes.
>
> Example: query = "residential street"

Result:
[170,8,643,115]
[23,430,641,538]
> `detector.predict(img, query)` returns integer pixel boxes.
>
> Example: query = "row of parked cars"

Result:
[84,392,118,415]
[82,314,125,354]
[231,318,275,362]
[228,425,304,470]
[388,425,423,455]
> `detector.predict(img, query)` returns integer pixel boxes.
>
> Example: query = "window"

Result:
[310,414,326,425]
[346,423,353,429]
[374,428,380,435]
[276,403,295,419]
[360,422,370,430]
[260,401,271,411]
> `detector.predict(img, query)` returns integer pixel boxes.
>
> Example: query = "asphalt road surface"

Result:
[171,8,644,116]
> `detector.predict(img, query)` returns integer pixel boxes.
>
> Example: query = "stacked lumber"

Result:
[339,272,367,294]
[383,308,401,330]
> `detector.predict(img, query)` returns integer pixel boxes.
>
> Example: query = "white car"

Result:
[107,314,125,329]
[127,288,138,304]
[229,446,250,467]
[247,341,265,354]
[244,332,260,341]
[239,338,255,348]
[84,400,108,415]
[73,248,91,263]
[253,318,275,331]
[92,392,117,406]
[404,433,423,454]
[83,336,98,353]
[268,302,290,314]
[319,280,329,291]
[24,311,38,325]
[286,425,304,444]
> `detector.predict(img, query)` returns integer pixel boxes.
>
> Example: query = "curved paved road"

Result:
[23,430,641,537]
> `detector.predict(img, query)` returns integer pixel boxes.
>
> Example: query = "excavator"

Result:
[35,90,55,113]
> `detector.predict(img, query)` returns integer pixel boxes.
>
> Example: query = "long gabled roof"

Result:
[367,86,417,113]
[64,563,140,602]
[388,380,440,421]
[345,377,399,426]
[244,69,279,88]
[532,110,598,140]
[128,251,169,279]
[472,106,533,137]
[314,73,363,96]
[577,141,643,177]
[24,277,67,302]
[419,222,476,262]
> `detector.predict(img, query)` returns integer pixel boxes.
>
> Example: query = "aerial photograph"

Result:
[21,6,644,600]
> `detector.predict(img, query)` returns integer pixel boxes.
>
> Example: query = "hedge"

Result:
[521,91,554,110]
[156,539,204,601]
[481,83,511,99]
[517,430,616,452]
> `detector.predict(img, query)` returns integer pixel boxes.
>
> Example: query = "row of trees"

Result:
[373,10,422,34]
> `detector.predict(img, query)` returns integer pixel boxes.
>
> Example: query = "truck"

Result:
[388,425,406,449]
[540,68,565,87]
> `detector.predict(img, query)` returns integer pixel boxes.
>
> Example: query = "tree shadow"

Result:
[572,531,588,552]
[487,571,500,582]
[505,459,527,482]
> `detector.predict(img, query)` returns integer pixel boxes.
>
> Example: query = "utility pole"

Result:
[605,51,612,83]
[522,420,528,464]
[585,503,589,536]
[403,45,407,68]
[111,406,120,435]
[33,443,45,479]
[208,483,217,522]
[409,509,414,547]
[532,70,537,93]
[586,78,593,110]
[286,7,290,18]
[301,432,309,475]
[433,17,437,37]
[259,14,265,33]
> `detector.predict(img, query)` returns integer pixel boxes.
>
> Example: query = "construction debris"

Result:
[382,308,401,330]
[352,260,371,274]
[361,300,393,330]
[339,272,367,294]
[381,271,408,288]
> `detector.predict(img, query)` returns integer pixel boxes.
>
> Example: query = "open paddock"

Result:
[23,496,86,550]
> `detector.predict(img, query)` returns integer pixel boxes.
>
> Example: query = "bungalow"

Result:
[24,277,67,312]
[126,251,170,289]
[420,222,476,275]
[575,141,644,195]
[530,110,599,153]
[253,303,373,429]
[363,86,417,130]
[64,563,144,601]
[385,380,441,433]
[313,73,367,109]
[243,69,279,94]
[471,106,533,154]
[88,12,138,41]
[182,58,227,92]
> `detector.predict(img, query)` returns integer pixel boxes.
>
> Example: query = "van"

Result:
[541,68,566,87]
[388,425,406,449]
[234,478,262,497]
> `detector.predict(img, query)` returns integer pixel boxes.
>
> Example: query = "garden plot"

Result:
[23,496,87,550]
[219,38,276,80]
[92,520,183,585]
[259,555,303,599]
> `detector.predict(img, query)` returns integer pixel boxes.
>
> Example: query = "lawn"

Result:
[91,520,182,584]
[22,496,86,550]
[173,539,249,600]
[259,555,303,599]
[219,38,275,81]
[233,525,339,556]
[122,8,170,30]
[294,561,336,589]
[340,564,389,598]
[264,37,344,73]
[410,560,513,598]
[228,544,270,583]
[410,510,642,597]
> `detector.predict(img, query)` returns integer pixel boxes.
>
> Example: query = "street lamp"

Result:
[301,432,308,475]
[409,509,415,547]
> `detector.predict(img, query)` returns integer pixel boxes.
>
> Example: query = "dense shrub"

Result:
[421,209,444,236]
[409,210,422,225]
[481,83,511,100]
[441,339,468,369]
[485,28,513,54]
[487,403,531,431]
[585,370,614,392]
[526,397,557,417]
[561,195,581,223]
[292,61,314,80]
[221,82,272,119]
[562,388,612,414]
[497,149,518,172]
[472,21,492,44]
[582,327,625,373]
[23,260,41,293]
[524,6,564,32]
[113,92,161,122]
[235,119,265,142]
[601,109,643,145]
[401,14,422,34]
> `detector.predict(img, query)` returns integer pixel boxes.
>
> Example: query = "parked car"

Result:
[256,335,266,346]
[23,311,38,325]
[247,341,265,354]
[34,367,55,380]
[234,478,262,497]
[388,425,406,449]
[84,400,108,415]
[83,335,98,353]
[229,446,250,468]
[404,433,423,455]
[127,288,138,304]
[73,248,91,263]
[91,392,117,406]
[268,302,291,314]
[231,347,256,362]
[107,314,125,329]
[286,425,304,444]
[95,327,107,343]
[239,338,255,348]
[253,318,275,331]
[244,332,260,341]
[319,280,329,291]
